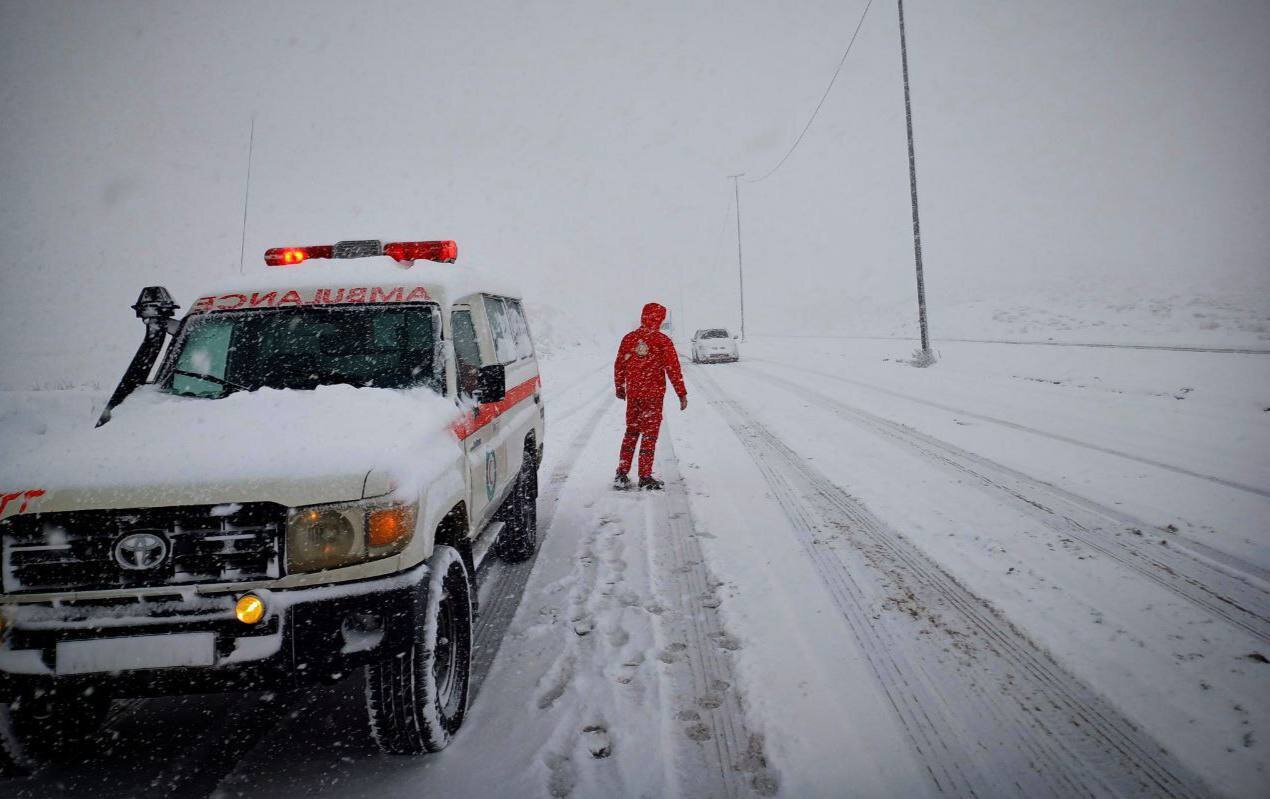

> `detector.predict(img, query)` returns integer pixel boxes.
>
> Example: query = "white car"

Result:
[690,328,739,363]
[0,239,544,770]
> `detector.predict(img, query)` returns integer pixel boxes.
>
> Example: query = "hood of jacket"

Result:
[639,302,667,331]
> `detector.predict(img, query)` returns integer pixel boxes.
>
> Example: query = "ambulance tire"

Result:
[0,688,112,774]
[495,456,538,563]
[365,544,472,755]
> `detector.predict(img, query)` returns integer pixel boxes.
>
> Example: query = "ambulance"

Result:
[0,239,545,770]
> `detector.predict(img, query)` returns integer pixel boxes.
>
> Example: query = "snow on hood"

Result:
[1,385,460,513]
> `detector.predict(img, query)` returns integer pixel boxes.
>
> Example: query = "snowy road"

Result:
[3,339,1266,797]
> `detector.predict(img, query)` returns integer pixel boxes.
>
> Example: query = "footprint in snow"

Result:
[606,626,630,647]
[544,753,575,798]
[711,632,742,651]
[581,724,612,758]
[614,661,641,685]
[537,656,575,710]
[685,722,712,741]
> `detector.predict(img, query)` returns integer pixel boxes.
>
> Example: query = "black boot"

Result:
[614,471,633,490]
[638,476,665,491]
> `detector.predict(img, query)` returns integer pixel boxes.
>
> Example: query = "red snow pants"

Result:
[618,396,664,478]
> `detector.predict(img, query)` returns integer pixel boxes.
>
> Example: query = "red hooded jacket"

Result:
[614,303,687,401]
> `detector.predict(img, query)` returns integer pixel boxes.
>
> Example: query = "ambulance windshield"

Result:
[160,304,442,398]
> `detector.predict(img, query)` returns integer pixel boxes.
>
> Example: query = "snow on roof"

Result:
[195,256,524,307]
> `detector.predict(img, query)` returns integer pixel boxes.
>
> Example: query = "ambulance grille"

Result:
[0,503,285,594]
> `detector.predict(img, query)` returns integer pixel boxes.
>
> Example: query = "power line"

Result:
[744,0,875,184]
[706,191,736,277]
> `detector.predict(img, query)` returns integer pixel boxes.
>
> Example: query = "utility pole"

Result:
[897,0,932,361]
[728,173,747,341]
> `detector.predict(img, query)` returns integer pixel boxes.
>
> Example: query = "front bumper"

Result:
[0,564,429,700]
[698,351,738,363]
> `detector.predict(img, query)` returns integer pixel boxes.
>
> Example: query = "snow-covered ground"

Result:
[4,334,1267,798]
[770,280,1270,352]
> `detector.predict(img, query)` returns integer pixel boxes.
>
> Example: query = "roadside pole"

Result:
[897,0,932,362]
[729,173,747,341]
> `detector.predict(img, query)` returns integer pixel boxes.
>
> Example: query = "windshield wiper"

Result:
[172,370,250,392]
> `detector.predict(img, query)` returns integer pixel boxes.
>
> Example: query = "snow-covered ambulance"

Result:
[0,239,544,770]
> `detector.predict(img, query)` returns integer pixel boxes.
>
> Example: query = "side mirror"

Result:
[132,285,179,321]
[476,364,506,404]
[99,286,181,426]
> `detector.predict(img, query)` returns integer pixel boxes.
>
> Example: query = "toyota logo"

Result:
[113,532,169,571]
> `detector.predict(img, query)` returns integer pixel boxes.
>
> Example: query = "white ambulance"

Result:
[0,239,545,770]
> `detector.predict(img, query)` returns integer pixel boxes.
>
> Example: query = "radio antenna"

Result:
[237,114,256,275]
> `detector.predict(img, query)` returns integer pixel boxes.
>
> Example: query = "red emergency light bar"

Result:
[264,240,458,266]
[264,245,334,266]
[382,240,458,263]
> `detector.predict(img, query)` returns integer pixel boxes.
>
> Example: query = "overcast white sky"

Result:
[1,0,1267,367]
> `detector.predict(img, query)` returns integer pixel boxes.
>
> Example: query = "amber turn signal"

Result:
[235,594,265,625]
[367,505,416,548]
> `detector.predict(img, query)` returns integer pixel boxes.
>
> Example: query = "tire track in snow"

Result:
[526,401,775,798]
[740,362,1270,645]
[693,367,1214,799]
[543,366,611,425]
[649,437,778,797]
[747,356,1270,500]
[472,387,615,698]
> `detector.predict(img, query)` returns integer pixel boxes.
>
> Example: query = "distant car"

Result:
[690,328,739,363]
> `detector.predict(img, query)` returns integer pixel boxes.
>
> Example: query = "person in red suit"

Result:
[613,302,688,490]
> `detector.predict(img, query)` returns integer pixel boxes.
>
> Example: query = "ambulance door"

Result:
[451,306,497,526]
[480,296,523,509]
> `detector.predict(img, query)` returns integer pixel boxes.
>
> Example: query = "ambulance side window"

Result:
[451,309,482,398]
[483,296,518,364]
[506,299,534,360]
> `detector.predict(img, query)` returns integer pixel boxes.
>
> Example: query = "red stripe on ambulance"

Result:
[452,377,541,441]
[0,489,45,518]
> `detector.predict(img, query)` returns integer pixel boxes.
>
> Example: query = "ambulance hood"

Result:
[0,385,459,517]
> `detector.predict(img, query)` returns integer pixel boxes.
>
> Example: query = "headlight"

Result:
[286,498,418,574]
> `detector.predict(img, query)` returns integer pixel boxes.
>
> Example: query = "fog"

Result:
[2,0,1267,379]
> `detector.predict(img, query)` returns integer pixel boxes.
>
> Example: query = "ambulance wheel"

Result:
[0,688,112,774]
[364,545,472,754]
[496,456,538,563]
